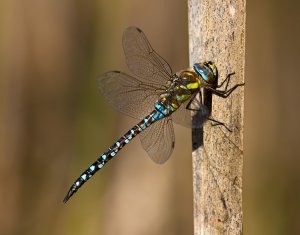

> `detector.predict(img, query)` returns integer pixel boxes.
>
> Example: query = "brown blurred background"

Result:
[0,0,300,235]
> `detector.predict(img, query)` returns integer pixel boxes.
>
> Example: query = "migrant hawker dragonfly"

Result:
[63,27,244,203]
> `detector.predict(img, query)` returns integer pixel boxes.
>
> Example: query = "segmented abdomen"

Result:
[63,109,166,202]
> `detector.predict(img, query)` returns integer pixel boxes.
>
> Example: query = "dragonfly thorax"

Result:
[177,70,200,92]
[154,71,200,117]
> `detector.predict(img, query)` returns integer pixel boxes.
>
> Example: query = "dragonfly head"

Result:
[193,61,218,86]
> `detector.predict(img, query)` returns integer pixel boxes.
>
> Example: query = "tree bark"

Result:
[188,0,246,234]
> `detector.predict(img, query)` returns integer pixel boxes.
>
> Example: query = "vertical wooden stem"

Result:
[188,0,246,234]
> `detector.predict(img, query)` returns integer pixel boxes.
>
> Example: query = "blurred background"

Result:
[0,0,299,235]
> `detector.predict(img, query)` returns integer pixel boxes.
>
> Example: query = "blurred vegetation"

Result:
[245,0,300,234]
[0,1,191,235]
[1,0,300,235]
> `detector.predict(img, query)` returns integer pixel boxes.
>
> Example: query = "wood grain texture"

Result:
[188,0,246,234]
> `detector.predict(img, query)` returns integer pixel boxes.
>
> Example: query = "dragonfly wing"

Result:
[98,71,164,119]
[171,102,193,128]
[123,27,173,84]
[171,103,210,128]
[139,117,175,164]
[171,93,210,128]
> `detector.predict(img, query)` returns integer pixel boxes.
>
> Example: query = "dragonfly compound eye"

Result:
[193,62,218,85]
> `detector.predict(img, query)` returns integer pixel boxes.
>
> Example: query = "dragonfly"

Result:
[63,26,244,203]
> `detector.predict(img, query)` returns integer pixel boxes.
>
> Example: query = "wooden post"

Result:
[188,0,246,234]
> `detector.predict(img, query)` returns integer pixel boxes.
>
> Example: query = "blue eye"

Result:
[193,63,209,82]
[193,62,217,84]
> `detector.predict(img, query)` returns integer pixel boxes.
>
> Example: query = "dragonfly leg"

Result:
[205,72,244,98]
[185,93,203,111]
[207,82,244,98]
[208,117,232,132]
[185,95,232,132]
[217,72,235,90]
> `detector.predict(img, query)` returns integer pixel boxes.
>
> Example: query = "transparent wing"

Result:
[98,71,165,119]
[171,102,194,128]
[123,26,173,84]
[171,93,210,128]
[139,117,175,164]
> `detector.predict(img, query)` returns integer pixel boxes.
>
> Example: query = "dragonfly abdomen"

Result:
[63,109,166,202]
